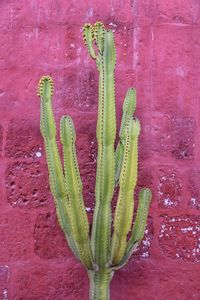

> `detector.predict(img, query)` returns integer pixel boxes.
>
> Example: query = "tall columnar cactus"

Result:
[37,22,152,300]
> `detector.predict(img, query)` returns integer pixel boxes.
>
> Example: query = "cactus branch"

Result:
[115,88,136,186]
[128,188,152,245]
[60,116,94,269]
[111,118,140,265]
[83,23,96,59]
[111,188,152,270]
[38,76,80,259]
[93,22,105,54]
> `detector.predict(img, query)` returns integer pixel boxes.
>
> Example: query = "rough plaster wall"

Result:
[1,0,200,299]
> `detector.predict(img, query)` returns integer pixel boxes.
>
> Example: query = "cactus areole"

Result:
[38,22,152,300]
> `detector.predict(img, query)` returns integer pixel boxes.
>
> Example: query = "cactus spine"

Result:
[38,22,152,300]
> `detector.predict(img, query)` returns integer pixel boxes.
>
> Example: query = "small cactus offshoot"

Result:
[38,22,152,300]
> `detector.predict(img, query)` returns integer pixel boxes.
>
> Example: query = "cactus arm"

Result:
[60,116,94,269]
[115,88,136,186]
[111,118,140,266]
[38,76,64,196]
[128,188,152,245]
[37,76,79,260]
[93,21,105,54]
[44,141,80,260]
[83,24,96,59]
[89,29,116,268]
[111,188,152,270]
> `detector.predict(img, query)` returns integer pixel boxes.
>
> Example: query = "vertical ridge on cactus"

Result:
[38,22,152,300]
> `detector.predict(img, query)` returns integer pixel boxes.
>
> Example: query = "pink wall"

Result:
[1,0,200,299]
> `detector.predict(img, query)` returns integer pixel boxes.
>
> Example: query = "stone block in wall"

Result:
[34,212,73,260]
[10,261,87,300]
[112,258,200,300]
[151,114,195,160]
[153,25,194,114]
[171,116,195,160]
[159,215,200,262]
[157,168,182,209]
[5,118,43,159]
[151,113,171,155]
[0,211,33,262]
[5,161,50,208]
[0,265,9,300]
[187,168,200,210]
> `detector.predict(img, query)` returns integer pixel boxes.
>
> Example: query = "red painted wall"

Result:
[1,0,200,299]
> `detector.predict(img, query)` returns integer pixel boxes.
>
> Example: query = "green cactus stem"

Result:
[115,88,136,186]
[38,22,152,300]
[111,118,141,265]
[88,270,114,300]
[38,76,94,270]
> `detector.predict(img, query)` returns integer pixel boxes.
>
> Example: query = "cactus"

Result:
[38,22,152,300]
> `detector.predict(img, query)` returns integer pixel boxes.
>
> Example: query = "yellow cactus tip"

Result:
[37,75,54,97]
[83,23,92,29]
[83,23,94,45]
[94,21,105,28]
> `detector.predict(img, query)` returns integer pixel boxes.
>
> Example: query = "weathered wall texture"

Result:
[1,0,200,299]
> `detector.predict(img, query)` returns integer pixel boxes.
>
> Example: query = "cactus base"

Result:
[88,270,114,300]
